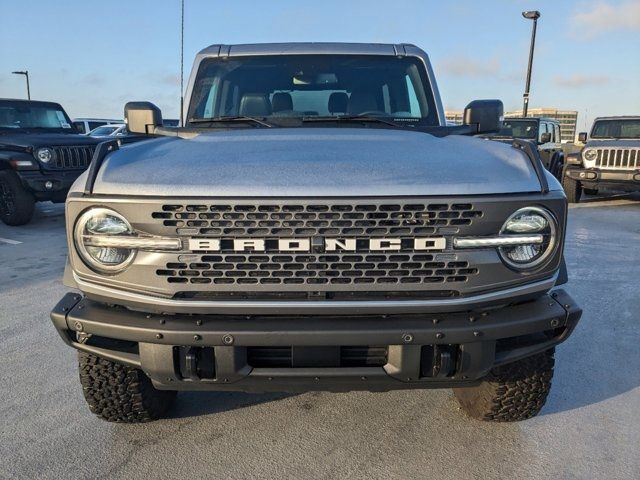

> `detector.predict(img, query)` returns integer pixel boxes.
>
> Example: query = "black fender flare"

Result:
[549,151,564,179]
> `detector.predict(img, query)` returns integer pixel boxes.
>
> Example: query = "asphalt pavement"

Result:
[1,193,638,480]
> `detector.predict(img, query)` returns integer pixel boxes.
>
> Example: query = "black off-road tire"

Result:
[0,170,35,226]
[561,175,582,203]
[78,352,176,423]
[583,188,598,196]
[453,348,555,422]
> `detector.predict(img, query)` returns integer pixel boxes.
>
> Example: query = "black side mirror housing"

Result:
[540,132,552,144]
[463,99,504,134]
[125,101,163,134]
[578,132,588,142]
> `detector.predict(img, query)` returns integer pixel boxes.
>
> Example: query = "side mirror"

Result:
[463,99,504,134]
[125,101,163,134]
[578,132,588,142]
[540,132,552,144]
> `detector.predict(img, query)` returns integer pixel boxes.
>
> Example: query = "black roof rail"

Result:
[511,139,549,194]
[83,139,119,195]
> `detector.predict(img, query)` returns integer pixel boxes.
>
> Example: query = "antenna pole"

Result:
[180,0,184,126]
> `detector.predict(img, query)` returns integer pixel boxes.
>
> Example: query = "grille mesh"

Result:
[51,145,95,169]
[157,253,478,286]
[152,202,483,237]
[152,202,483,290]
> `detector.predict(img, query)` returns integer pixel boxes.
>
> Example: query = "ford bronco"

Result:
[50,43,582,423]
[0,99,101,225]
[563,116,640,202]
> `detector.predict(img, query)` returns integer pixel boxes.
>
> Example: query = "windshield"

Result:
[0,101,74,132]
[496,120,538,139]
[88,125,119,136]
[591,119,640,139]
[187,55,438,126]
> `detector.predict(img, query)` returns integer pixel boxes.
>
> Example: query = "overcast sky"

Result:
[1,0,638,130]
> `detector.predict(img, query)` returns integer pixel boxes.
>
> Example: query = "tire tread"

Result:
[453,348,555,422]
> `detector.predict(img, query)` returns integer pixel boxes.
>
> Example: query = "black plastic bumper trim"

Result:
[51,290,581,392]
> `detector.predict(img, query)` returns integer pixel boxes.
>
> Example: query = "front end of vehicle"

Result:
[17,145,98,200]
[0,99,101,225]
[563,117,640,202]
[52,188,581,420]
[49,42,582,423]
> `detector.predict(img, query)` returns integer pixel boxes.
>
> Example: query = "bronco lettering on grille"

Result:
[188,237,447,252]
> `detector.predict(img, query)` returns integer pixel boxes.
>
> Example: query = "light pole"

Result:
[11,70,31,100]
[522,10,540,117]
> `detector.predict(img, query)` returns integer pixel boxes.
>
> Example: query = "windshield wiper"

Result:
[302,115,405,128]
[188,116,273,128]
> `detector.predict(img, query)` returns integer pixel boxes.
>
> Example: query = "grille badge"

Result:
[188,237,446,252]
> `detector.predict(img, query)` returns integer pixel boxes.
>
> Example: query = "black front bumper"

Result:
[18,169,84,201]
[51,290,581,392]
[566,167,640,191]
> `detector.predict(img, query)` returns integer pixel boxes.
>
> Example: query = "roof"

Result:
[197,42,417,57]
[72,118,122,122]
[593,116,640,121]
[505,117,561,124]
[0,98,63,107]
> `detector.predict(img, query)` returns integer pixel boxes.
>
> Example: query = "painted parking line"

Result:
[0,237,22,245]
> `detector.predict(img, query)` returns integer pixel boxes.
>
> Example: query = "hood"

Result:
[89,128,544,197]
[0,132,101,150]
[585,139,640,148]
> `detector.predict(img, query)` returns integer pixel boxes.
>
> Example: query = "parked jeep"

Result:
[563,116,640,202]
[51,43,581,423]
[0,99,101,225]
[488,117,565,180]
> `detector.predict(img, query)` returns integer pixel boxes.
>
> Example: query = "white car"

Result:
[72,118,122,134]
[86,123,127,138]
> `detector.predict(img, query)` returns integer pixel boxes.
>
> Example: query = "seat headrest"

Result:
[328,92,348,114]
[272,92,293,112]
[239,93,272,116]
[347,91,378,115]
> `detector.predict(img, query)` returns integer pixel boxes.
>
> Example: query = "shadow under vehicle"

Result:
[486,117,565,180]
[0,99,102,225]
[562,116,640,203]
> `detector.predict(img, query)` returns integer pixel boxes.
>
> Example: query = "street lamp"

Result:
[521,10,540,117]
[11,70,31,100]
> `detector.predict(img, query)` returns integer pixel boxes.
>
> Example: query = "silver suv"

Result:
[51,43,581,423]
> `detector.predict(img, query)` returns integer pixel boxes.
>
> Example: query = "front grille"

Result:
[152,201,483,289]
[595,148,640,170]
[51,145,96,169]
[157,254,478,286]
[152,202,483,237]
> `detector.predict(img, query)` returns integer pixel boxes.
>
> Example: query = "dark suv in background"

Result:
[489,117,564,180]
[0,99,101,225]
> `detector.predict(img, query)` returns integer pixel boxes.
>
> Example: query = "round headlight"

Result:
[74,208,136,273]
[499,207,557,270]
[35,147,54,163]
[583,148,598,162]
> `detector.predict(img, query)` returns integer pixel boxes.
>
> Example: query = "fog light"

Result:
[45,181,53,190]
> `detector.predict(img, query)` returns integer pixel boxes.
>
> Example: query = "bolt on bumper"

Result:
[51,290,581,393]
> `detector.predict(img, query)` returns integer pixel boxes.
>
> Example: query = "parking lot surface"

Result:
[1,194,639,480]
